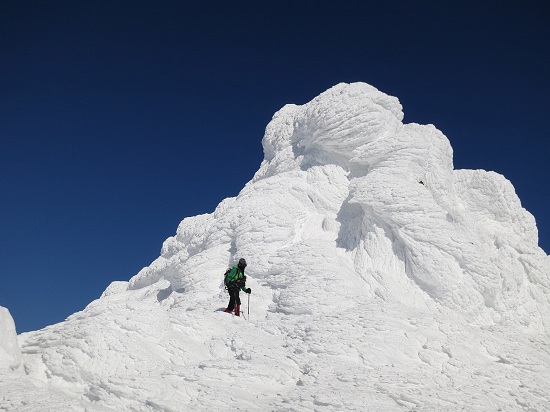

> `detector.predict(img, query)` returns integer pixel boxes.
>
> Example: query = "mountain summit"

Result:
[2,82,549,411]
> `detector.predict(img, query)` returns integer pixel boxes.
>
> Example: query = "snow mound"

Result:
[0,307,22,372]
[131,82,549,328]
[2,82,550,411]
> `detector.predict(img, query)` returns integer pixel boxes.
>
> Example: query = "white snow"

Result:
[1,82,549,411]
[0,307,22,372]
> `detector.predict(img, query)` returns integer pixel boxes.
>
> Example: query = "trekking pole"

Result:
[248,293,250,321]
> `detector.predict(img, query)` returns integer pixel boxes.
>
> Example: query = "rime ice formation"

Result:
[1,83,549,411]
[0,307,22,372]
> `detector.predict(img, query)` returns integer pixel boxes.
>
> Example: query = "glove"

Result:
[245,288,251,294]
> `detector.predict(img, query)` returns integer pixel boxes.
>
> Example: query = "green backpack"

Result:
[223,267,245,289]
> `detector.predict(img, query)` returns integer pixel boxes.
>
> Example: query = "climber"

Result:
[224,258,251,316]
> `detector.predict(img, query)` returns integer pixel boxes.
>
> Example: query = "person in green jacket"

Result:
[224,258,251,316]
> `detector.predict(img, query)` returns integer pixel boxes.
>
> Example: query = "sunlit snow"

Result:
[1,83,549,411]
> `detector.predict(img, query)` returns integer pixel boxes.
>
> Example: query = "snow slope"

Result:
[1,82,549,411]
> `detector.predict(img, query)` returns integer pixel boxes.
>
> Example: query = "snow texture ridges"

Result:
[1,82,549,411]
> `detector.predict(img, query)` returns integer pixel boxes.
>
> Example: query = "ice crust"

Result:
[1,82,549,411]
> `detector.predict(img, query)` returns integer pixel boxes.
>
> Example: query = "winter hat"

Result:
[238,258,247,268]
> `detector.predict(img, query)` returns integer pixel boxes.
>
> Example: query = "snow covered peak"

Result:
[129,81,546,327]
[256,82,406,179]
[3,82,550,411]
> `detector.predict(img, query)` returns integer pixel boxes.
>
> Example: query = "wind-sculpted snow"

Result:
[0,307,22,372]
[2,82,549,411]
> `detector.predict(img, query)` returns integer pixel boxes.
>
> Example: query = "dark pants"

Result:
[226,287,241,311]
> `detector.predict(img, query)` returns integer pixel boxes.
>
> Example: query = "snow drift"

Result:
[1,82,549,411]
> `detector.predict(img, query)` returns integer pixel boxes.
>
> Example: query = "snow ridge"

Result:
[1,82,549,411]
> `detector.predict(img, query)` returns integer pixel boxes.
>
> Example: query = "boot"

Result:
[224,307,232,313]
[235,305,241,317]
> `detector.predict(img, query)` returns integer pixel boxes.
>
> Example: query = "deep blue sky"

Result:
[1,1,548,333]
